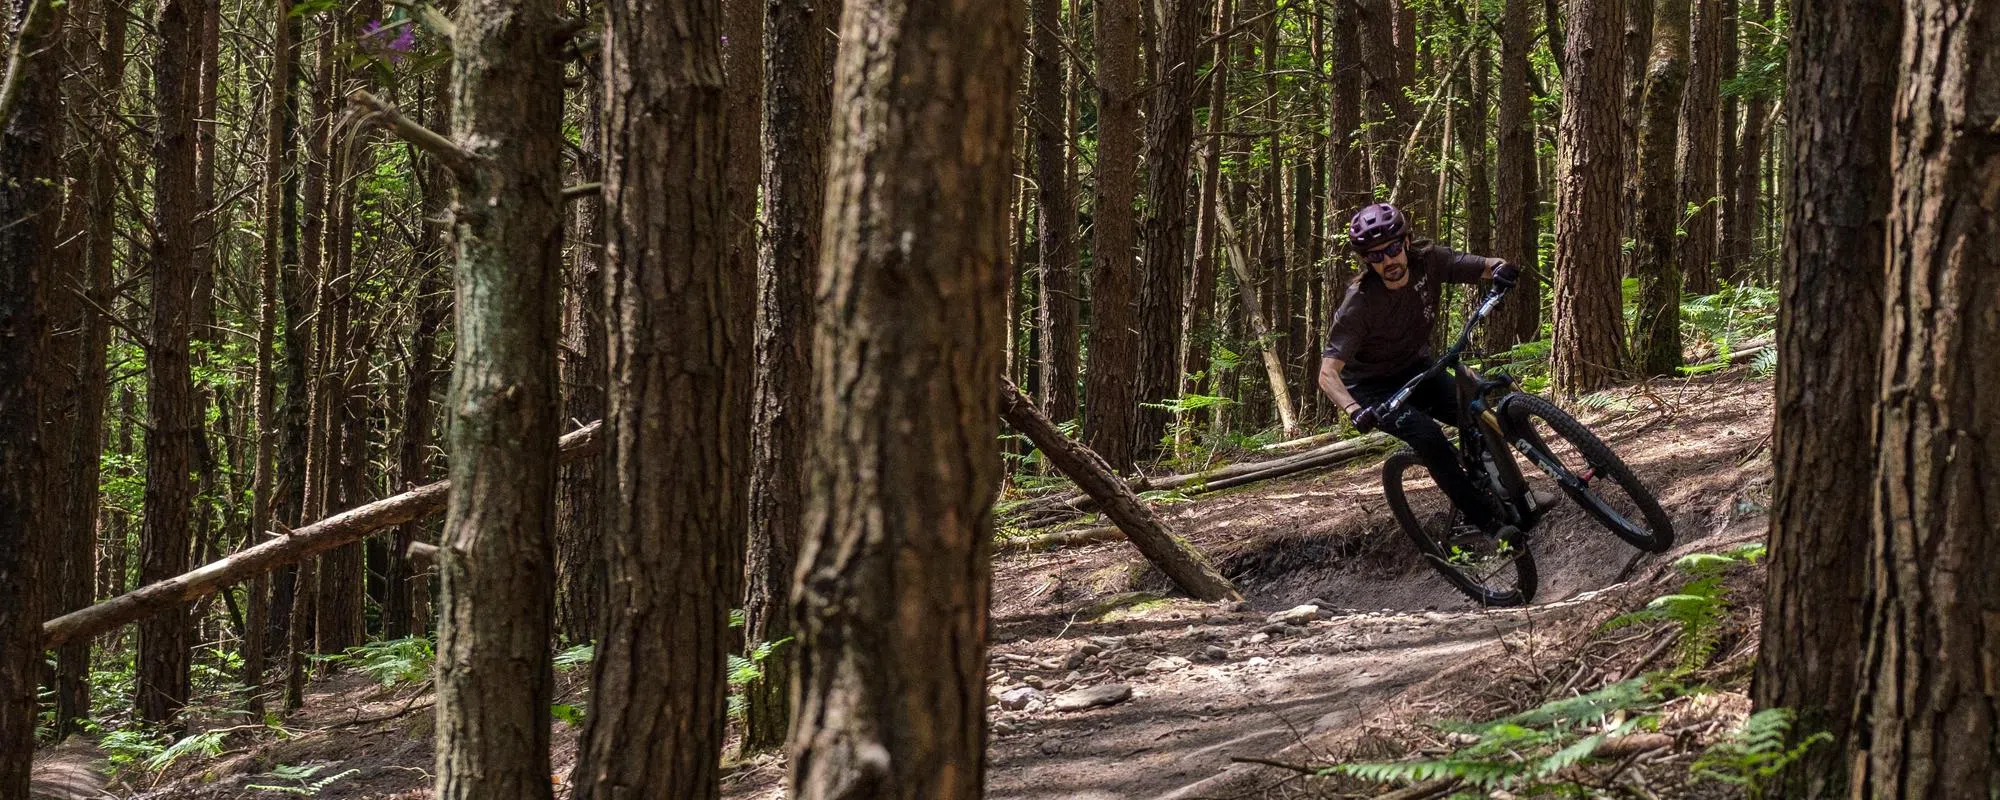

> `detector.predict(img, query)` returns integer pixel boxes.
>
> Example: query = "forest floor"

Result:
[32,366,1778,800]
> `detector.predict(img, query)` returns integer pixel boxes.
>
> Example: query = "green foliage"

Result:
[1749,346,1778,379]
[1691,708,1831,799]
[149,730,228,772]
[550,703,586,727]
[1602,547,1760,676]
[1680,283,1780,371]
[555,642,595,673]
[726,637,792,721]
[248,764,364,796]
[1330,679,1661,793]
[101,727,169,774]
[311,637,436,688]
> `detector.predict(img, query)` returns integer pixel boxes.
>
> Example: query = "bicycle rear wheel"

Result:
[1500,393,1675,552]
[1383,450,1538,607]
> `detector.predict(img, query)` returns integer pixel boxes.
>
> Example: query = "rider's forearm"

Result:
[1319,359,1363,415]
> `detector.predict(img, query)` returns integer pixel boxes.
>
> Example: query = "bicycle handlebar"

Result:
[1377,284,1510,419]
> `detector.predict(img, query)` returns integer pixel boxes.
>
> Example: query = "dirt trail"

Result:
[971,369,1772,799]
[62,369,1773,800]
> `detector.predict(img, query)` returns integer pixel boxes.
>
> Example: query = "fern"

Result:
[1691,708,1832,799]
[248,764,363,796]
[555,642,595,673]
[1602,549,1750,675]
[143,730,227,773]
[318,637,436,688]
[1333,680,1663,792]
[1749,346,1778,378]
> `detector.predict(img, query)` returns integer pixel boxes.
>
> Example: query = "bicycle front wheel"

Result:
[1383,450,1538,607]
[1500,393,1675,553]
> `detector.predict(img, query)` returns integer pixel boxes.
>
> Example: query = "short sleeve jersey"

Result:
[1321,242,1490,382]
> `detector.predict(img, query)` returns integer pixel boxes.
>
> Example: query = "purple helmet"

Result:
[1347,203,1409,252]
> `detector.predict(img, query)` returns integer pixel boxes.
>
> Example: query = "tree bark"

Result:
[1550,0,1626,397]
[1181,0,1230,418]
[1854,0,2000,795]
[568,0,748,794]
[39,425,603,651]
[1751,1,1896,795]
[1327,0,1366,288]
[1488,0,1540,349]
[136,0,207,726]
[1724,0,1771,282]
[245,0,295,710]
[1133,0,1207,460]
[1630,0,1689,377]
[1031,0,1079,424]
[786,0,1020,794]
[45,0,104,735]
[1677,0,1720,295]
[0,0,60,782]
[1000,380,1241,600]
[432,0,565,790]
[1087,0,1141,472]
[1715,0,1739,282]
[555,64,604,647]
[743,0,836,755]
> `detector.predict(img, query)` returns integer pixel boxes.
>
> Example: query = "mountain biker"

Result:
[1316,202,1532,540]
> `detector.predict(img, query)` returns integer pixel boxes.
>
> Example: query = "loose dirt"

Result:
[40,367,1776,800]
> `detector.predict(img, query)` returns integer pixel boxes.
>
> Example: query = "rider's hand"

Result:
[1351,405,1380,434]
[1491,261,1521,288]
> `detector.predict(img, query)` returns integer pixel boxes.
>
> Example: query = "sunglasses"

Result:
[1362,239,1406,264]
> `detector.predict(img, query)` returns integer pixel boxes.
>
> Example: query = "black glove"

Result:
[1351,405,1380,433]
[1492,261,1522,289]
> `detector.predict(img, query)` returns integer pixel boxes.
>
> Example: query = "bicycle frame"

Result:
[1377,286,1539,527]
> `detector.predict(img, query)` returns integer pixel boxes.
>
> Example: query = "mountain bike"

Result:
[1377,284,1675,607]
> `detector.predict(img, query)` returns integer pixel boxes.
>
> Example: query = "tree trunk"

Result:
[568,0,747,795]
[271,10,316,688]
[1217,208,1300,437]
[1133,0,1206,460]
[555,65,604,647]
[1618,0,1653,277]
[1550,0,1626,397]
[136,0,207,726]
[1182,0,1230,414]
[1327,0,1366,286]
[0,0,60,782]
[1751,1,1896,795]
[245,0,295,710]
[1859,0,2000,785]
[1488,0,1540,349]
[1630,0,1689,377]
[1724,0,1770,282]
[1031,0,1079,424]
[44,0,103,735]
[743,0,836,754]
[1458,41,1493,257]
[1086,0,1141,472]
[1715,0,1739,282]
[786,0,1020,794]
[432,0,564,791]
[392,81,449,639]
[1000,380,1241,600]
[1677,0,1720,295]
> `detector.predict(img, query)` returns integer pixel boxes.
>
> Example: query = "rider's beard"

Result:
[1379,262,1407,283]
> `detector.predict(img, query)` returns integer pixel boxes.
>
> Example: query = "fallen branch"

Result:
[41,423,603,649]
[1000,380,1243,601]
[1002,526,1122,550]
[347,88,475,181]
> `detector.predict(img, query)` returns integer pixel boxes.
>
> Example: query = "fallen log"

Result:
[1000,380,1243,602]
[41,422,603,649]
[1005,432,1394,525]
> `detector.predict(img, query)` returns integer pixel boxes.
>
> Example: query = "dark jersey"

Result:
[1321,242,1490,382]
